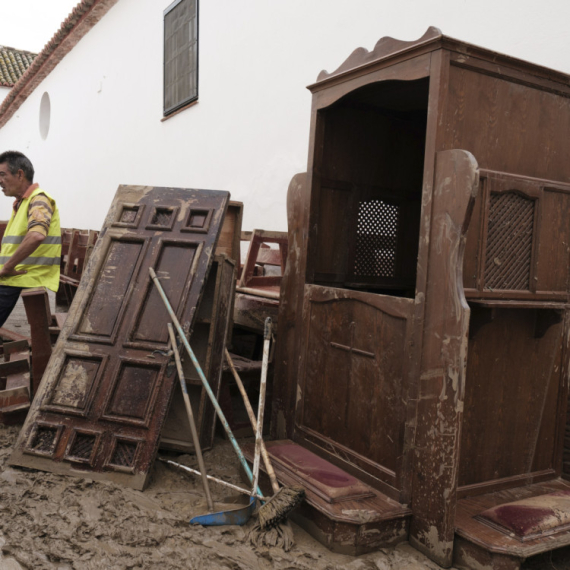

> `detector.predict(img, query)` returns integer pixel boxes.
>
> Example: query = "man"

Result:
[0,151,61,327]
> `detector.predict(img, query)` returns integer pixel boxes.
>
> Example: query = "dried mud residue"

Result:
[0,425,447,570]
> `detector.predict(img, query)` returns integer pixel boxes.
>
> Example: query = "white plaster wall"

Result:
[0,87,10,104]
[0,0,569,231]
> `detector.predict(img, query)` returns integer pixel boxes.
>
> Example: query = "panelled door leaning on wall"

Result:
[10,185,229,490]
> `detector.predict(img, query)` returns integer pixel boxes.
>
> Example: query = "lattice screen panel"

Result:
[151,208,174,227]
[120,207,138,224]
[67,433,96,461]
[30,426,58,454]
[354,200,399,278]
[110,440,138,468]
[484,192,535,290]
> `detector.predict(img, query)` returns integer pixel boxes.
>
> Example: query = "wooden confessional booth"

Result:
[268,27,570,569]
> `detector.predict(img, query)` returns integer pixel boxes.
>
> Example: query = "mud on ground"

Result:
[0,424,453,570]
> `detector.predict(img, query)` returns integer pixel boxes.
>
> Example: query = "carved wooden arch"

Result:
[315,26,443,84]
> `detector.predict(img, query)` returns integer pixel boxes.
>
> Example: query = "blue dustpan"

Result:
[190,495,257,526]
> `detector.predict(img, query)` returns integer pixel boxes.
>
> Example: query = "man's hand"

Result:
[0,267,27,278]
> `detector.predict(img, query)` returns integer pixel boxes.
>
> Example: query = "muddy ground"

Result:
[0,299,450,569]
[0,425,449,570]
[0,302,568,570]
[0,428,568,570]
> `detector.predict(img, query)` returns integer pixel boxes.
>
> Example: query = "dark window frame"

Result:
[163,0,199,116]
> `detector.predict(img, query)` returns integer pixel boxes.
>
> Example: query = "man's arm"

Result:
[0,231,46,277]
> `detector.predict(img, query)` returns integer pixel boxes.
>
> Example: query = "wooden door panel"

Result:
[536,189,570,294]
[10,185,229,490]
[295,284,414,494]
[43,351,107,417]
[344,344,379,457]
[301,296,406,467]
[460,309,564,489]
[75,237,148,342]
[129,240,201,346]
[102,358,163,426]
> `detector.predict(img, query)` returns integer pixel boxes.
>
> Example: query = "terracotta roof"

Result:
[0,0,119,128]
[0,47,37,87]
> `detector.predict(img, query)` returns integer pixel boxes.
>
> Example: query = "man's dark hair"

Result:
[0,151,34,182]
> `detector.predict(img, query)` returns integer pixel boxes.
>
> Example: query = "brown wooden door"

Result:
[10,185,229,490]
[294,284,415,499]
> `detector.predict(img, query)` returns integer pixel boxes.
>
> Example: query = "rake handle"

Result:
[252,318,271,494]
[149,267,263,499]
[167,323,214,511]
[160,458,264,500]
[225,349,280,495]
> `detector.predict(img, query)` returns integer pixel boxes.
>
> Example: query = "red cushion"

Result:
[477,490,570,540]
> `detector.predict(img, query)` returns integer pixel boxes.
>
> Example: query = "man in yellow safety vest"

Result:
[0,151,61,327]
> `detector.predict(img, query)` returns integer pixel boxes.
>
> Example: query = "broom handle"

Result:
[149,267,264,499]
[160,458,264,500]
[225,348,280,495]
[252,318,271,495]
[167,323,214,511]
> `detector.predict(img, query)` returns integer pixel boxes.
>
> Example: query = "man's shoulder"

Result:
[32,186,54,197]
[27,193,56,217]
[29,191,55,205]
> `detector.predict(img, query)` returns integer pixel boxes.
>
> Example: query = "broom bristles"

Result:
[258,486,305,529]
[246,519,295,551]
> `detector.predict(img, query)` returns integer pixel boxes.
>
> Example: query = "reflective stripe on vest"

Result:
[0,186,61,292]
[0,256,60,266]
[1,235,62,245]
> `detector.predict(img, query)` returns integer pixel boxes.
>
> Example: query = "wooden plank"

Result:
[21,288,53,396]
[215,201,243,265]
[0,354,31,425]
[272,173,308,441]
[222,353,262,374]
[409,149,479,567]
[3,340,30,361]
[256,247,282,266]
[468,301,569,310]
[0,327,30,344]
[235,285,280,300]
[0,359,31,377]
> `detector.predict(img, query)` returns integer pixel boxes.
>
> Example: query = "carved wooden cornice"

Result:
[309,26,570,96]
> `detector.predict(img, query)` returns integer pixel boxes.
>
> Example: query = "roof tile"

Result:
[0,0,119,128]
[0,46,37,87]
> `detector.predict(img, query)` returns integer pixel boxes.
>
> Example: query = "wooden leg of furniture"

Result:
[21,288,53,396]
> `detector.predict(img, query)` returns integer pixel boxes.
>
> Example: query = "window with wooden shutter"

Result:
[164,0,198,116]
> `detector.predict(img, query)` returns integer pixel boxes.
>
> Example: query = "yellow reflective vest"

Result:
[0,187,61,291]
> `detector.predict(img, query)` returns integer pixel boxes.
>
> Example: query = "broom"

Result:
[225,319,305,532]
[149,269,303,535]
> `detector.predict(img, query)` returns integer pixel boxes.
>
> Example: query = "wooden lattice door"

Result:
[10,185,229,490]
